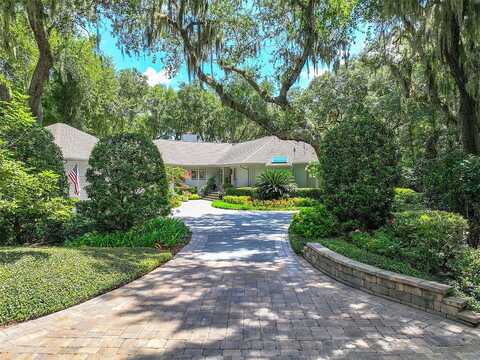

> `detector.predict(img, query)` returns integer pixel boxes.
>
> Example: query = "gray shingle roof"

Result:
[47,123,317,166]
[46,123,98,161]
[153,139,232,166]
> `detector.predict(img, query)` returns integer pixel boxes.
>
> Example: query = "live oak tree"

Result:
[1,0,98,123]
[102,0,364,154]
[369,0,480,155]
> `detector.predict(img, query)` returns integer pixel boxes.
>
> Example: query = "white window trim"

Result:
[191,168,207,181]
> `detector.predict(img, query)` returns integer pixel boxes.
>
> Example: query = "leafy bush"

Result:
[289,205,338,239]
[349,230,400,258]
[289,233,308,255]
[170,193,183,208]
[388,210,468,274]
[223,195,251,204]
[225,187,257,197]
[320,117,399,229]
[0,95,74,245]
[188,194,201,200]
[256,169,296,200]
[84,133,170,232]
[63,212,96,241]
[392,188,425,212]
[421,151,480,247]
[452,248,480,312]
[0,150,76,245]
[0,93,68,196]
[292,188,323,200]
[166,166,188,189]
[204,176,217,193]
[66,217,190,249]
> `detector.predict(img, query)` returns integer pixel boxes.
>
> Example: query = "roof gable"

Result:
[46,123,98,161]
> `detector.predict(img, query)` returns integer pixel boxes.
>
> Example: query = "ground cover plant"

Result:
[0,246,172,325]
[308,237,430,279]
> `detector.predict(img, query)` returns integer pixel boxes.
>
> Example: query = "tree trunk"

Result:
[0,81,11,101]
[26,0,53,124]
[443,10,480,155]
[459,93,480,155]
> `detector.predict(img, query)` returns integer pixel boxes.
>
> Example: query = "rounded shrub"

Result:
[388,210,469,274]
[256,168,296,200]
[84,133,170,232]
[452,247,480,312]
[392,187,425,212]
[420,151,480,247]
[289,205,338,239]
[0,93,68,196]
[320,117,399,229]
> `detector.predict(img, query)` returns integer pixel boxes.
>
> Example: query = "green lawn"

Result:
[0,246,172,326]
[212,200,306,211]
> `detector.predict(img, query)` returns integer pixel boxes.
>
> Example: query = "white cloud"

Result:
[143,67,171,86]
[301,65,329,82]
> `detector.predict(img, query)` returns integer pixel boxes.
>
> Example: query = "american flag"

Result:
[68,164,81,196]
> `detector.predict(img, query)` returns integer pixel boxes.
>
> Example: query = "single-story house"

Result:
[47,123,318,199]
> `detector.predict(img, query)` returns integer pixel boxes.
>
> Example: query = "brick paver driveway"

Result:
[1,200,480,359]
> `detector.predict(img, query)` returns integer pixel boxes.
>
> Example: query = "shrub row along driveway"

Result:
[1,200,480,359]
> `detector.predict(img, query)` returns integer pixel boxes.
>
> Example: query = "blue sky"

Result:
[98,22,367,90]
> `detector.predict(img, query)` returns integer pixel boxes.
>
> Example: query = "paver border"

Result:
[300,238,480,327]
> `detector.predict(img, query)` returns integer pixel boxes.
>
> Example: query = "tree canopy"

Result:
[102,0,365,151]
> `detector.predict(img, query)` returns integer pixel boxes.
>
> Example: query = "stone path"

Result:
[1,200,480,359]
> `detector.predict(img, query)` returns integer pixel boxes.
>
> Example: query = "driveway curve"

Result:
[1,200,480,359]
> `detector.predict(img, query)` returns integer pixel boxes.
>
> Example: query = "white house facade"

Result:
[47,123,318,199]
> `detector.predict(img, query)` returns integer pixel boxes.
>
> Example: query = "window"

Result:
[272,155,288,164]
[190,168,207,181]
[191,169,199,180]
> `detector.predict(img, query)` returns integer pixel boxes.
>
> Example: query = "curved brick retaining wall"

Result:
[303,242,480,326]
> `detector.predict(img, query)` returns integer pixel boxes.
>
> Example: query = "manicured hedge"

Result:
[225,186,322,199]
[225,187,257,197]
[292,188,323,200]
[213,196,318,211]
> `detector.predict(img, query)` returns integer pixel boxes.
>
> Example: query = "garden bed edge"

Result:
[302,240,480,327]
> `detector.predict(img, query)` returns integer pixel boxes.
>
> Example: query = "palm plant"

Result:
[256,169,296,200]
